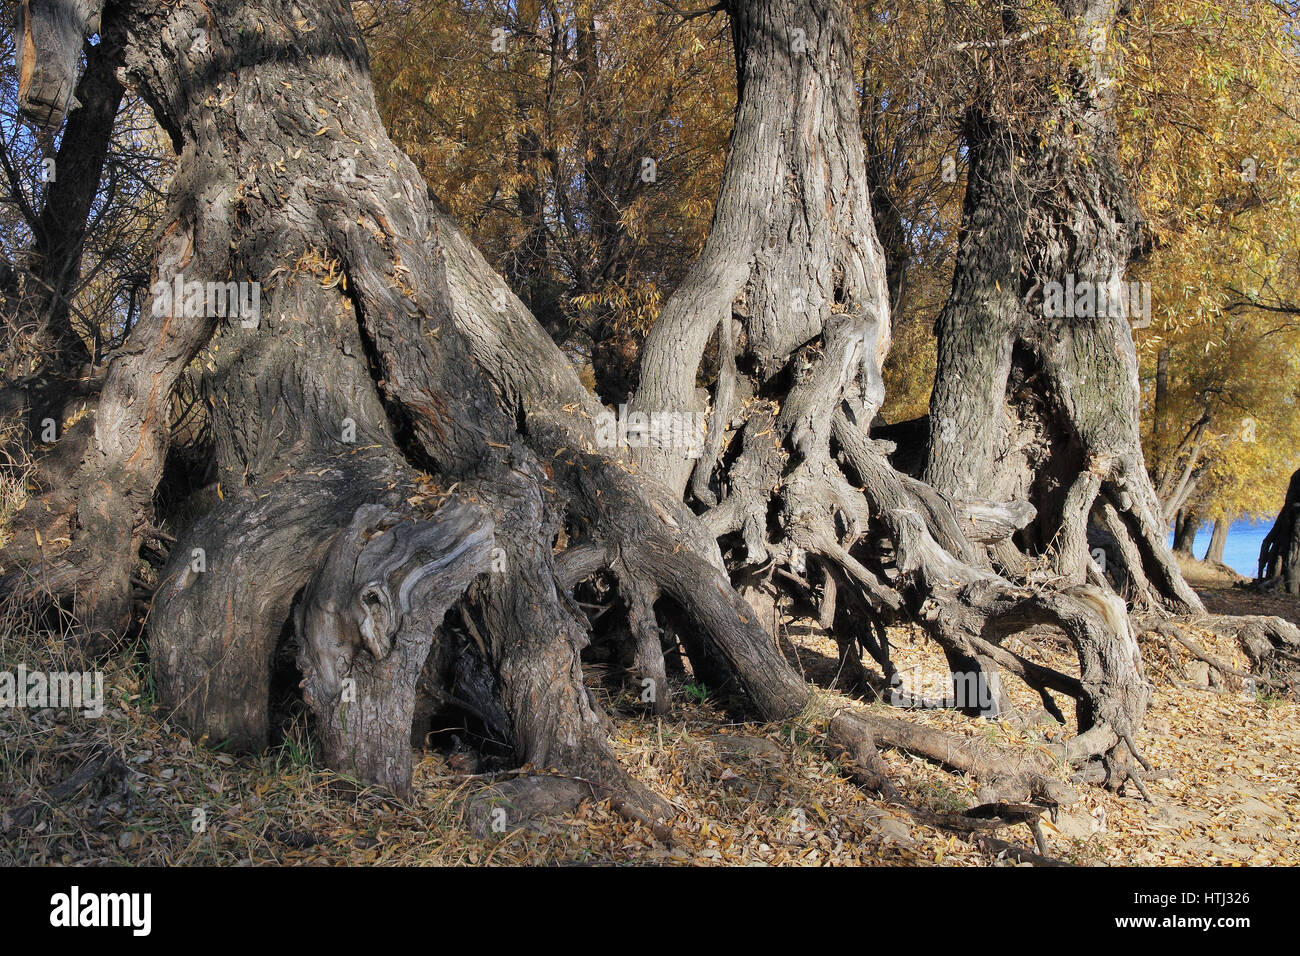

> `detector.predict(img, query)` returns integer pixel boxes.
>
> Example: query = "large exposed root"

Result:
[296,501,495,796]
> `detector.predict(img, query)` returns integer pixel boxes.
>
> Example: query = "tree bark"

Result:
[4,0,127,435]
[1172,510,1200,556]
[1205,517,1228,566]
[1260,469,1300,592]
[1,0,1170,816]
[922,0,1202,616]
[921,105,1028,507]
[626,0,1152,780]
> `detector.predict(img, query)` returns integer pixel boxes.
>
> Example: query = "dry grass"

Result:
[0,417,33,551]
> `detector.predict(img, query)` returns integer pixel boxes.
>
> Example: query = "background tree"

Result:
[0,0,170,528]
[360,0,733,402]
[1125,0,1300,552]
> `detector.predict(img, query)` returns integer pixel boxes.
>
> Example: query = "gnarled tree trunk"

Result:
[627,0,1152,782]
[922,0,1202,617]
[2,0,1176,827]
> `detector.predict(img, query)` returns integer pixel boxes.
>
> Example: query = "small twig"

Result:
[1124,766,1155,803]
[974,833,1072,867]
[1122,731,1154,773]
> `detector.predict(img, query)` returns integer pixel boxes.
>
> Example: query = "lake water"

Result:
[1168,519,1271,578]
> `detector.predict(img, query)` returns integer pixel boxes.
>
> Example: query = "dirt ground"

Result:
[1,565,1296,866]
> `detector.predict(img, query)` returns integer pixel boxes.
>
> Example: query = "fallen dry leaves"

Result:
[1,586,1296,866]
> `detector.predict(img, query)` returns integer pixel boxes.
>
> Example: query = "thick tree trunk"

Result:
[1172,510,1200,556]
[2,0,1170,821]
[922,106,1028,507]
[922,0,1202,616]
[626,0,1152,782]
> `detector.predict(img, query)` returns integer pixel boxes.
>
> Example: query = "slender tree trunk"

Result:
[4,0,127,434]
[1153,347,1168,451]
[1205,518,1228,565]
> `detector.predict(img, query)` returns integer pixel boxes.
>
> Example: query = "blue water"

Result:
[1168,519,1271,578]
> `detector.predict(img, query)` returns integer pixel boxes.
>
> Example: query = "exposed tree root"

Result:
[1139,614,1300,698]
[0,0,1211,846]
[296,501,495,796]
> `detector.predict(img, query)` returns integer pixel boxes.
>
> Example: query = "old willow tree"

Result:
[918,0,1206,617]
[4,0,1295,822]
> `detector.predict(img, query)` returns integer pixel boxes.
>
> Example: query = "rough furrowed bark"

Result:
[920,2,1201,618]
[630,0,890,498]
[5,0,339,630]
[313,156,673,818]
[152,458,401,750]
[1,221,219,635]
[147,262,418,751]
[3,0,1173,837]
[2,0,647,822]
[921,107,1031,507]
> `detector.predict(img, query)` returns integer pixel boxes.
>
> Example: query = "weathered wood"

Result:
[921,0,1202,615]
[958,499,1037,545]
[0,0,1183,817]
[297,503,493,796]
[4,0,126,443]
[15,0,102,129]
